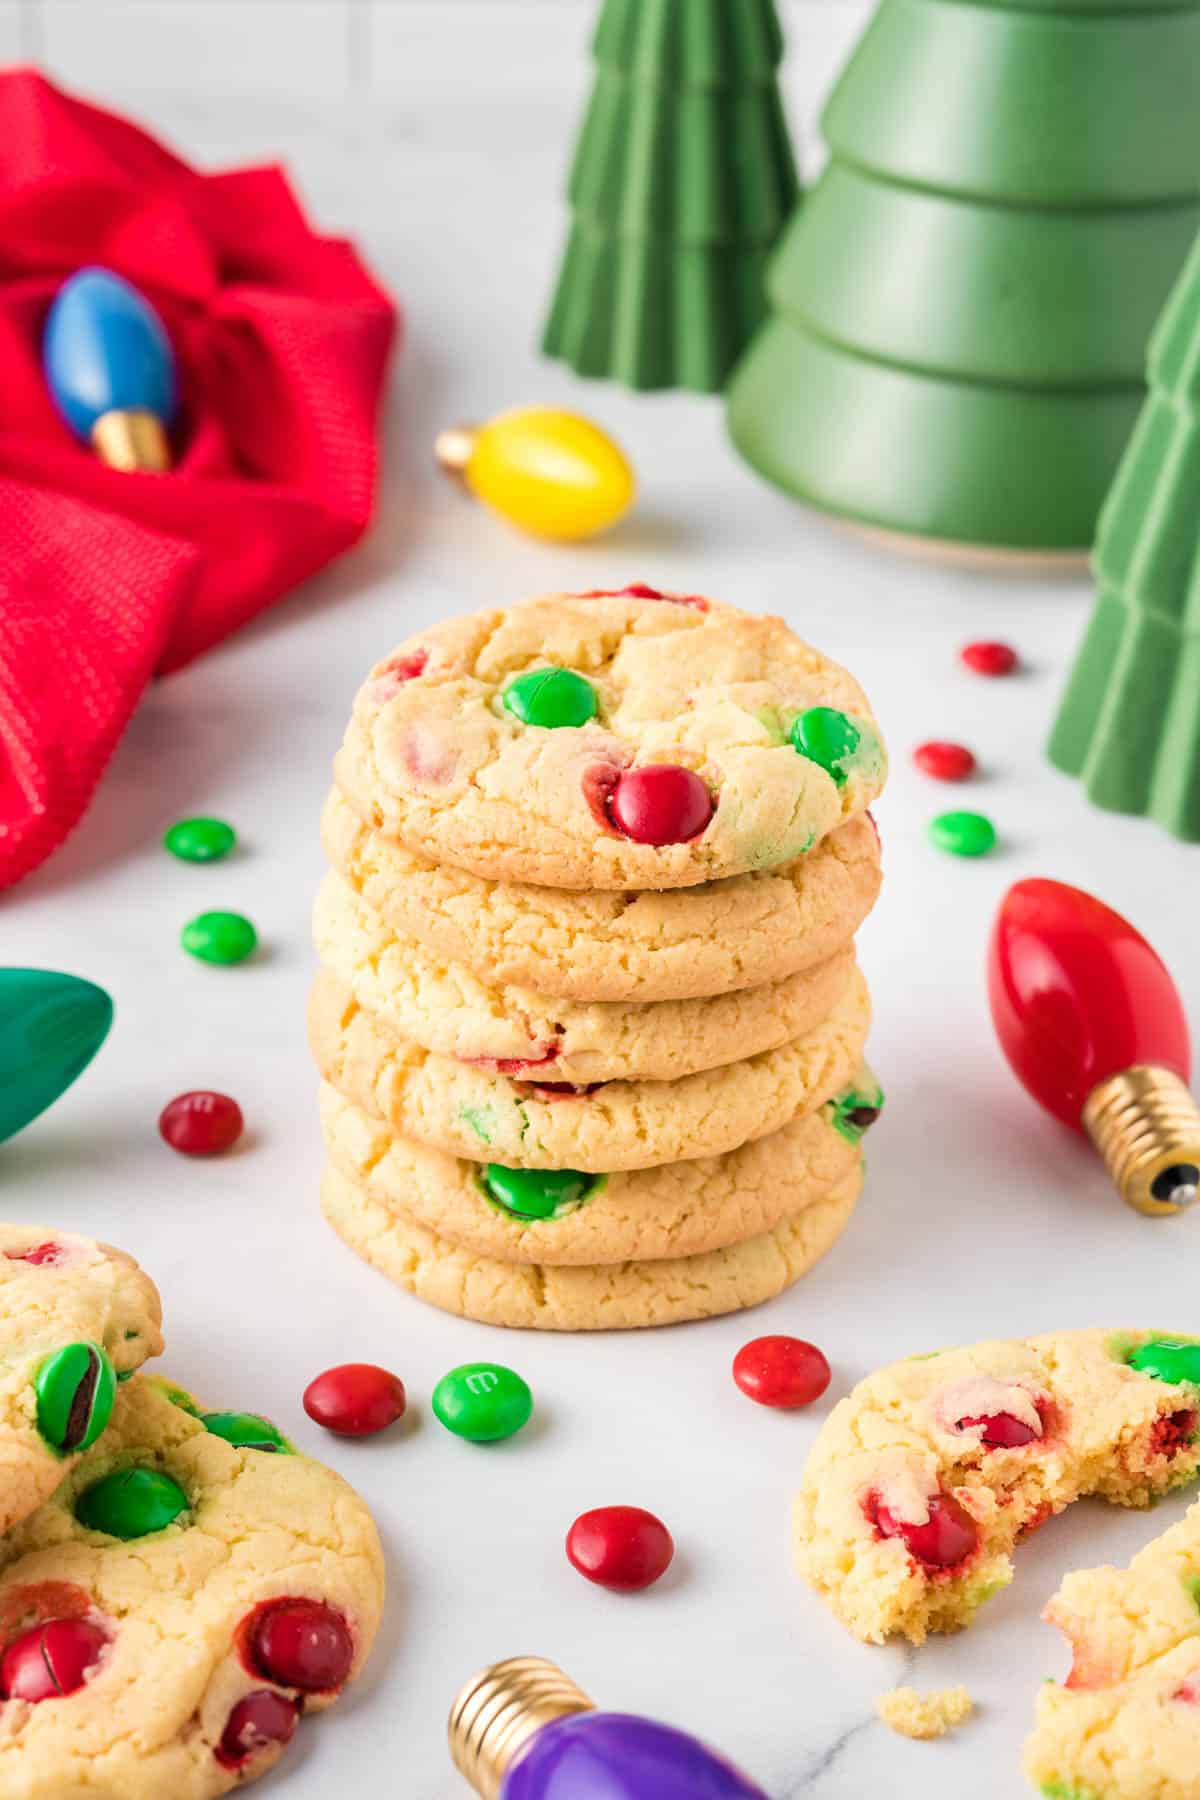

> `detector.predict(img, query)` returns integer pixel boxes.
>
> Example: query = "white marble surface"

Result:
[4,5,1200,1796]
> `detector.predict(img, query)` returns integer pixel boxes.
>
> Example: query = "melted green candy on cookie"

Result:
[35,1342,116,1455]
[480,1164,599,1221]
[827,1081,885,1144]
[790,707,881,788]
[1128,1339,1200,1385]
[201,1410,293,1454]
[77,1467,188,1539]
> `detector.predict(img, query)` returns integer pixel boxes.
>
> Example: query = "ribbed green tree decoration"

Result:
[542,0,799,393]
[726,0,1200,557]
[1048,228,1200,840]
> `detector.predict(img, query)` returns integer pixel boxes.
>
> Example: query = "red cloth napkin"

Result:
[0,69,398,890]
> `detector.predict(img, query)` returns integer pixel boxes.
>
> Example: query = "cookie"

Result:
[334,588,886,890]
[795,1330,1200,1646]
[0,1373,383,1798]
[0,1227,163,1536]
[314,868,858,1083]
[321,786,882,1003]
[1026,1494,1200,1799]
[876,1687,973,1741]
[320,1155,864,1330]
[308,963,871,1171]
[318,1071,879,1265]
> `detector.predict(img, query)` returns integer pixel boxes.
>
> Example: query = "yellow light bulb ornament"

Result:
[436,407,635,541]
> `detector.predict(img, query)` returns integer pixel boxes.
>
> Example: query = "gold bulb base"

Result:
[91,409,171,473]
[448,1656,595,1799]
[435,424,477,483]
[1081,1065,1200,1218]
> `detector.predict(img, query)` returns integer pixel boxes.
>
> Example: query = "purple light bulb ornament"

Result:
[449,1657,770,1800]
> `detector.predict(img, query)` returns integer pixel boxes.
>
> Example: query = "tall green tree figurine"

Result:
[726,0,1200,558]
[542,0,799,393]
[1049,228,1200,841]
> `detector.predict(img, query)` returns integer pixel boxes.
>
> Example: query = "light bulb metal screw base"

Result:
[1082,1064,1200,1217]
[449,1656,595,1799]
[435,424,476,483]
[91,408,170,472]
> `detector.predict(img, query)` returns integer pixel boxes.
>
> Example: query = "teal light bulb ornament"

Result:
[0,970,113,1144]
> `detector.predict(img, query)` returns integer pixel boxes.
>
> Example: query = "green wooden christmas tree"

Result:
[1048,228,1200,841]
[542,0,799,393]
[726,0,1200,558]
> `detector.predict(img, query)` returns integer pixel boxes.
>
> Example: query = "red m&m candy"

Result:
[303,1363,406,1438]
[960,640,1018,677]
[606,765,714,845]
[566,1506,674,1592]
[872,1492,978,1569]
[958,1410,1039,1448]
[158,1091,243,1156]
[913,741,976,783]
[216,1690,297,1767]
[1,1617,107,1701]
[248,1599,354,1693]
[733,1336,831,1410]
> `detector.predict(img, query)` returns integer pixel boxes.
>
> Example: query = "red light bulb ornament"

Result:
[988,879,1200,1217]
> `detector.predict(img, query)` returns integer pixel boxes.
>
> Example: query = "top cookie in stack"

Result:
[315,585,887,1330]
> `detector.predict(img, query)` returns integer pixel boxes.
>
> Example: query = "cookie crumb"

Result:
[876,1685,973,1740]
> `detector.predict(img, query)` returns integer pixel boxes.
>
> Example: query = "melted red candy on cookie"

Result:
[870,1492,979,1569]
[512,1079,603,1102]
[246,1599,354,1693]
[460,1047,561,1078]
[373,648,429,700]
[1175,1673,1200,1704]
[4,1242,65,1266]
[401,723,457,785]
[958,1410,1040,1448]
[581,584,708,610]
[607,765,714,846]
[216,1690,298,1767]
[566,1506,675,1592]
[1149,1408,1197,1459]
[0,1617,107,1701]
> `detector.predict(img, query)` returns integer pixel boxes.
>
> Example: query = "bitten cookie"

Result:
[321,786,882,1002]
[321,1157,864,1331]
[334,587,886,890]
[308,964,871,1170]
[0,1227,163,1536]
[318,1070,881,1265]
[795,1331,1200,1645]
[0,1373,384,1798]
[314,867,858,1082]
[1026,1483,1200,1800]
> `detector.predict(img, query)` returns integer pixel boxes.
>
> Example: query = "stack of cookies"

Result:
[313,586,887,1331]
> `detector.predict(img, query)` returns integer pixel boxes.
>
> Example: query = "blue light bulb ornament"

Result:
[43,267,177,472]
[0,970,113,1144]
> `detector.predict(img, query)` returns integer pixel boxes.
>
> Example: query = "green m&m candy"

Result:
[480,1164,596,1221]
[200,1411,291,1453]
[1128,1339,1200,1386]
[928,810,997,858]
[76,1467,188,1539]
[503,668,597,730]
[432,1362,533,1443]
[163,817,236,863]
[790,707,861,786]
[829,1082,886,1145]
[180,910,257,965]
[35,1342,116,1454]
